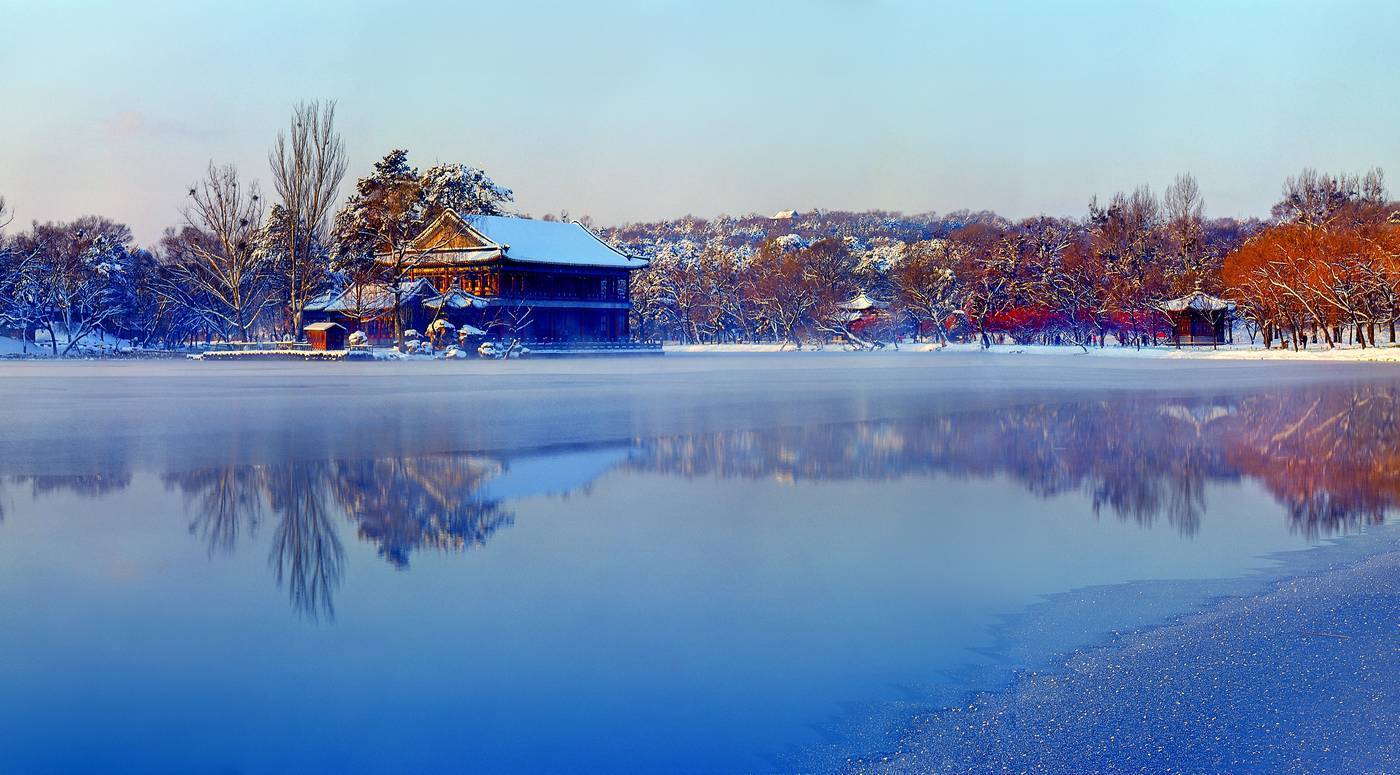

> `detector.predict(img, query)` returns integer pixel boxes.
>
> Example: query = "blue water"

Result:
[0,359,1395,773]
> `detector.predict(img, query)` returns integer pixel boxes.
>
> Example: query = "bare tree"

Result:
[169,163,272,340]
[1163,173,1206,290]
[268,100,347,335]
[484,304,534,357]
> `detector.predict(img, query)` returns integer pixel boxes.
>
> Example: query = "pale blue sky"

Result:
[3,0,1398,244]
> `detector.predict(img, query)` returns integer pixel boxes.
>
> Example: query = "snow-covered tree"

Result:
[0,200,49,353]
[420,162,513,219]
[332,150,426,347]
[12,217,135,355]
[333,149,516,346]
[892,239,962,345]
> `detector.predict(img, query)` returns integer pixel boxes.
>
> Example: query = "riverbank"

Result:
[665,341,1400,363]
[835,527,1399,774]
[8,334,1400,363]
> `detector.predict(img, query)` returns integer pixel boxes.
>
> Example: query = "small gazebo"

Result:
[838,291,890,325]
[1160,283,1233,347]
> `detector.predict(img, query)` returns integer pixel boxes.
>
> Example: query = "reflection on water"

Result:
[3,382,1397,621]
[627,385,1399,538]
[162,457,512,619]
[2,377,1398,775]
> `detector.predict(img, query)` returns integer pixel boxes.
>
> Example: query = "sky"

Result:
[3,0,1398,245]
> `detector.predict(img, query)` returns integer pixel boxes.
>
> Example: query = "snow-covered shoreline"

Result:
[6,332,1400,364]
[664,341,1400,363]
[824,525,1400,774]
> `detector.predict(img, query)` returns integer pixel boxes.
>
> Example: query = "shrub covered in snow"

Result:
[427,319,457,349]
[478,341,531,359]
[347,330,369,347]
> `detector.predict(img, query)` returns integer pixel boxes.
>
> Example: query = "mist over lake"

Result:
[1,355,1395,773]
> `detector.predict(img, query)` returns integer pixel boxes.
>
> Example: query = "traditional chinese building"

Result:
[838,291,890,326]
[1160,285,1233,347]
[304,278,439,343]
[404,210,647,341]
[306,210,649,343]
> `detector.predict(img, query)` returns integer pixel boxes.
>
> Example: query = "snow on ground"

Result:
[664,341,1400,363]
[0,335,32,356]
[0,332,143,357]
[851,528,1400,774]
[6,331,1400,363]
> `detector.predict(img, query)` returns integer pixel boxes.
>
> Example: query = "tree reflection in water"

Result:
[162,455,512,620]
[178,466,265,556]
[3,381,1396,619]
[265,463,344,621]
[627,383,1400,538]
[330,456,511,568]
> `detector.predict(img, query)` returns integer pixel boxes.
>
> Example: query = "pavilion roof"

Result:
[838,291,890,312]
[423,288,489,311]
[403,209,649,270]
[304,279,437,314]
[1160,289,1231,313]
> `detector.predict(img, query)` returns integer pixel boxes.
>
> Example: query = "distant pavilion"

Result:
[838,291,890,326]
[1160,284,1233,347]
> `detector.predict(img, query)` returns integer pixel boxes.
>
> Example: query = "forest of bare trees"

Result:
[608,169,1399,349]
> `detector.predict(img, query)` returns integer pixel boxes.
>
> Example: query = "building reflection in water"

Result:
[2,382,1396,619]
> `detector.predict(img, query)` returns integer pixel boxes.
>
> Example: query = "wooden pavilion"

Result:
[1160,285,1233,347]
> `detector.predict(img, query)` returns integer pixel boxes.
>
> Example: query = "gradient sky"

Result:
[3,0,1398,245]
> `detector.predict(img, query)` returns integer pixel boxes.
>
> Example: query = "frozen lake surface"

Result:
[0,353,1396,773]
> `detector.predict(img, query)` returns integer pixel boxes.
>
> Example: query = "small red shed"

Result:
[304,322,348,351]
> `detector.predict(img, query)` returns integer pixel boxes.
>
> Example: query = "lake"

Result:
[0,354,1396,773]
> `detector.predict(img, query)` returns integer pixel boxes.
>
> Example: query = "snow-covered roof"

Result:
[303,322,345,332]
[838,292,890,311]
[1160,290,1231,313]
[304,279,437,313]
[770,209,799,220]
[423,289,488,311]
[407,210,648,270]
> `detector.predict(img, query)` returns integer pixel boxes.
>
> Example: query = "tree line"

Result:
[607,170,1398,349]
[2,102,1396,354]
